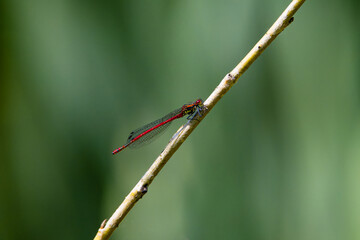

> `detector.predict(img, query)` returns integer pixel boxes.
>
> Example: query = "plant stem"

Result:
[94,1,306,239]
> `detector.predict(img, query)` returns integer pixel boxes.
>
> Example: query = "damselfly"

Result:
[113,99,203,155]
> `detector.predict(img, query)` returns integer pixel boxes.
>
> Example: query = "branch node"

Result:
[140,184,148,194]
[227,73,236,81]
[100,219,107,229]
[289,17,294,24]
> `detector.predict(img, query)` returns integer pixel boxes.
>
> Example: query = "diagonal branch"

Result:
[94,0,306,239]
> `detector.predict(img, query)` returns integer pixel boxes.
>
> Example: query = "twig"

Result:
[94,0,306,239]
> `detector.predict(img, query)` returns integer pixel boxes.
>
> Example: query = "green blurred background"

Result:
[1,1,359,239]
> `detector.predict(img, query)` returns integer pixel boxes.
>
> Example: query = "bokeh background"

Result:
[1,1,359,239]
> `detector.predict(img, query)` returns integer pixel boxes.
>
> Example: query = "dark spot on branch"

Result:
[140,184,148,193]
[227,73,236,81]
[289,17,294,24]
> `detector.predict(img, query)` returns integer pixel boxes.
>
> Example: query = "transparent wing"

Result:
[126,108,182,149]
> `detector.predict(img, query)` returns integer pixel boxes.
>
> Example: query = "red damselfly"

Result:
[113,99,203,155]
